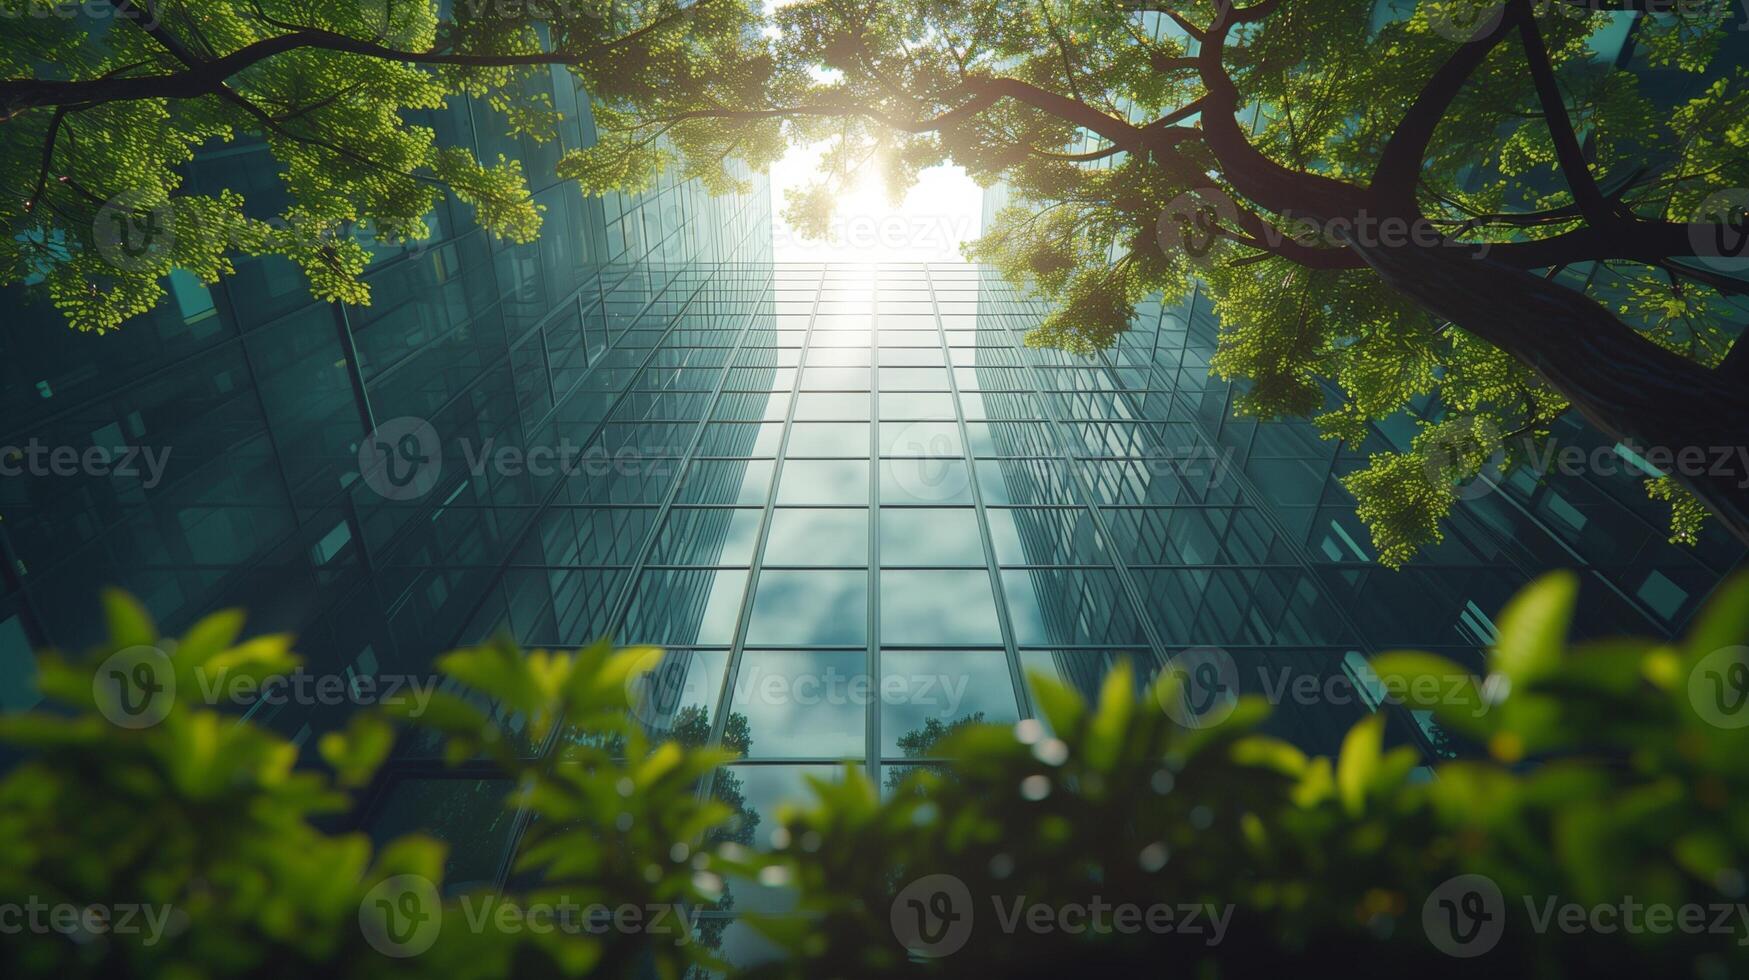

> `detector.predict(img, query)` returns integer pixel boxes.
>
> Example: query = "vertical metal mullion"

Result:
[982,270,1179,697]
[934,268,1031,721]
[483,270,765,890]
[709,272,823,754]
[865,270,882,783]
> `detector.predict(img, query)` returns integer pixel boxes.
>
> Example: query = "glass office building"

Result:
[0,61,773,737]
[2,3,1744,963]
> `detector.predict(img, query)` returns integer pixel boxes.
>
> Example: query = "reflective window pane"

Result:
[746,570,868,644]
[777,459,870,505]
[881,650,1020,757]
[732,650,866,759]
[765,508,869,566]
[880,457,973,505]
[787,422,869,457]
[879,390,956,419]
[880,508,984,566]
[620,568,748,645]
[678,459,774,505]
[880,420,964,457]
[795,392,869,420]
[880,570,1002,644]
[649,508,764,565]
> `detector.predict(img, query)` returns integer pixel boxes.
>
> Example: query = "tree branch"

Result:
[1514,0,1615,224]
[1372,4,1521,212]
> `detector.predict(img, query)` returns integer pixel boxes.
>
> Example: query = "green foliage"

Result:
[6,571,1749,976]
[1,0,765,334]
[739,571,1749,975]
[0,593,760,979]
[559,0,1748,561]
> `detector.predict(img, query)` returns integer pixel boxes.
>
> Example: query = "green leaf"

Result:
[1491,571,1579,685]
[101,589,156,648]
[319,713,397,788]
[1336,713,1385,814]
[1684,573,1749,665]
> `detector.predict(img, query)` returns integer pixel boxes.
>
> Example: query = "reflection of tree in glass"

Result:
[885,712,986,790]
[668,705,758,847]
[669,704,755,969]
[1426,721,1457,760]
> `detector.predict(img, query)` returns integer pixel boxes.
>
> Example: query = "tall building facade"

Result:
[0,60,773,742]
[3,3,1744,963]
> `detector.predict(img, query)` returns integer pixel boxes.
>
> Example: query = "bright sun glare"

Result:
[767,141,985,264]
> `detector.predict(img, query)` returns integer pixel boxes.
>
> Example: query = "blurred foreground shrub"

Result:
[1,572,1746,978]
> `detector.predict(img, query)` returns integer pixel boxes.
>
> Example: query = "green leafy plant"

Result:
[561,0,1749,555]
[3,573,1747,977]
[741,571,1749,977]
[0,592,761,979]
[0,0,774,333]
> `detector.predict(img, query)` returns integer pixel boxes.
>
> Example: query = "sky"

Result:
[767,141,985,263]
[759,0,983,262]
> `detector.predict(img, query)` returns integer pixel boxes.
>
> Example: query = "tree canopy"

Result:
[0,0,775,333]
[4,0,1747,566]
[575,0,1749,563]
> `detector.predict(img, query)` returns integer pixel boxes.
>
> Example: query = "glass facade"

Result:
[0,63,773,749]
[2,4,1743,960]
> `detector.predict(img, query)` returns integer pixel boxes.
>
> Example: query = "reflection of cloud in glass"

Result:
[745,569,868,644]
[776,459,869,505]
[880,570,1002,644]
[764,509,868,566]
[880,650,1019,758]
[733,650,866,759]
[785,422,868,457]
[879,508,983,566]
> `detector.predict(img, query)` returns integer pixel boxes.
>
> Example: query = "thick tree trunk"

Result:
[1349,239,1749,546]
